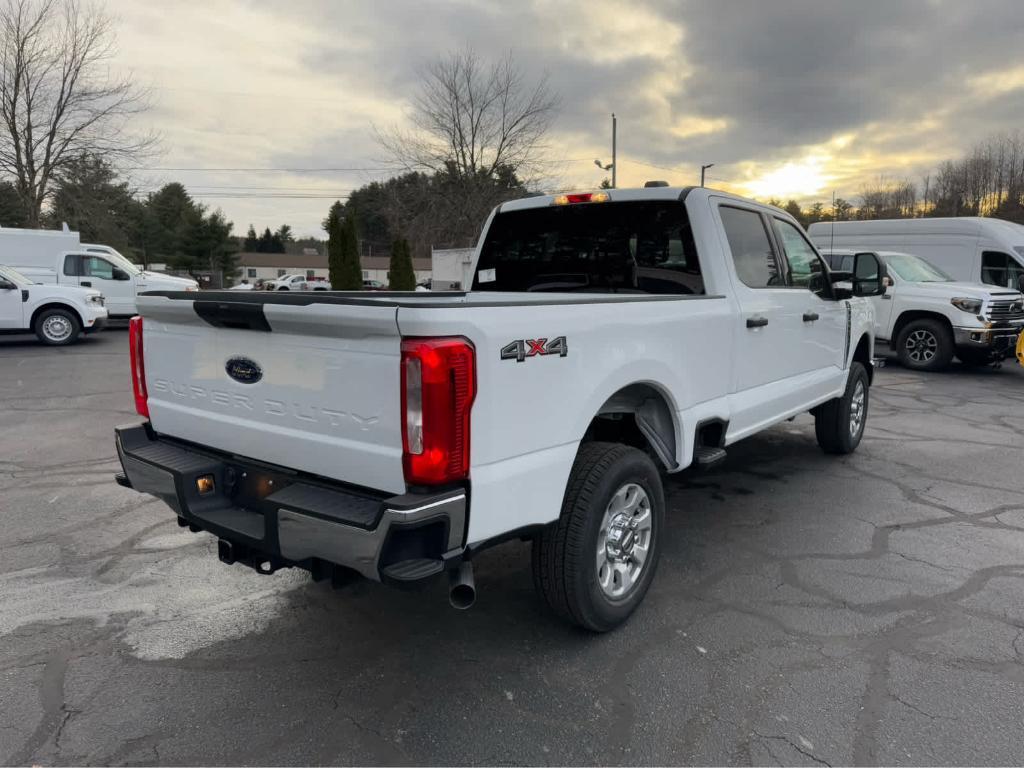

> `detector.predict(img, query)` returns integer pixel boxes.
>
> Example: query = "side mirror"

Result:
[0,279,16,290]
[112,267,131,281]
[852,252,888,297]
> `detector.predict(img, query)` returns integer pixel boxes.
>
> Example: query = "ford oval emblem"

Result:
[225,357,263,384]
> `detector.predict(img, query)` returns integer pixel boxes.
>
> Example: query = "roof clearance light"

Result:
[552,192,609,206]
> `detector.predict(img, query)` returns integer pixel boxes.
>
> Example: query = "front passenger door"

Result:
[771,218,847,378]
[79,254,135,316]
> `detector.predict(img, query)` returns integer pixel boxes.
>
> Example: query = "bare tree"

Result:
[0,0,153,226]
[380,49,558,182]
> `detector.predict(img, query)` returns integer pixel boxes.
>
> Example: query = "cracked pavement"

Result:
[2,331,1023,766]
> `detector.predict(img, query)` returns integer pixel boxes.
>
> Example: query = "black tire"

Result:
[277,286,290,291]
[532,442,664,632]
[815,362,869,454]
[33,308,81,346]
[895,318,954,371]
[956,348,992,367]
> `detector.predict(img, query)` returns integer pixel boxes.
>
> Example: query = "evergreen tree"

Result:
[258,227,274,252]
[388,238,416,290]
[326,202,346,287]
[337,213,363,290]
[0,181,29,226]
[244,225,258,250]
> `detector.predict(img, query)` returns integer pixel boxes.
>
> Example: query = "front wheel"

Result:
[34,308,81,346]
[896,319,954,371]
[815,362,869,454]
[532,442,664,632]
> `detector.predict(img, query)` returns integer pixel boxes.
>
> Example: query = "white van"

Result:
[0,227,199,318]
[807,217,1024,291]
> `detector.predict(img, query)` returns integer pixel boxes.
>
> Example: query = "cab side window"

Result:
[719,205,783,288]
[981,251,1024,289]
[83,256,114,280]
[63,254,82,276]
[773,218,829,297]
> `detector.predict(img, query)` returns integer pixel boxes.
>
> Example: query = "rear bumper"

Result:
[115,424,466,583]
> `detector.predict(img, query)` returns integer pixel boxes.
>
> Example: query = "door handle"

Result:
[881,293,892,300]
[802,312,819,322]
[80,281,92,287]
[746,316,769,328]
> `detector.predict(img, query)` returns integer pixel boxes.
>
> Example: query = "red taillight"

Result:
[129,315,149,418]
[400,337,476,485]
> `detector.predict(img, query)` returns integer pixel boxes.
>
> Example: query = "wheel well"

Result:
[30,302,83,331]
[852,333,873,384]
[891,310,952,344]
[582,383,677,470]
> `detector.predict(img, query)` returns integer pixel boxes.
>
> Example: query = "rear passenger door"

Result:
[716,202,813,436]
[770,217,847,374]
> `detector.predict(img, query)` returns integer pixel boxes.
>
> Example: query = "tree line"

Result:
[773,132,1024,228]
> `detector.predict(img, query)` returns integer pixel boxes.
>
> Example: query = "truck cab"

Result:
[822,249,1023,369]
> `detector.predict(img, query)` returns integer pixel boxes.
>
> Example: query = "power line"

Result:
[126,166,396,173]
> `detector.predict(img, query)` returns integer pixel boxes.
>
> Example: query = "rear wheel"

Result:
[815,362,869,454]
[532,442,664,632]
[34,308,81,346]
[896,319,954,371]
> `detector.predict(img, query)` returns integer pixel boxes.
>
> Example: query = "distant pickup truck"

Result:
[114,187,886,630]
[821,249,1023,369]
[0,263,107,345]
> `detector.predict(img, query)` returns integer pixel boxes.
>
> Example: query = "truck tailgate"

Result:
[137,296,406,494]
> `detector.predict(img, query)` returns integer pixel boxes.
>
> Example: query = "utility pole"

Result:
[700,163,714,187]
[611,113,617,189]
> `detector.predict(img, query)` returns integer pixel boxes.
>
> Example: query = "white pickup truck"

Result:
[821,249,1024,369]
[114,187,886,630]
[0,264,108,344]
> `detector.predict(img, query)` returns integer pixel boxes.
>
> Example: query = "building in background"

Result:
[431,247,475,290]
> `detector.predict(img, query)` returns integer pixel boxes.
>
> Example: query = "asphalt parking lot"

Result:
[2,330,1023,766]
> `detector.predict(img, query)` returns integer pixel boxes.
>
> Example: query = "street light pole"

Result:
[611,113,617,189]
[700,163,714,187]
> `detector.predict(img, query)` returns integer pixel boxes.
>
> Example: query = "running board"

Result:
[693,446,727,469]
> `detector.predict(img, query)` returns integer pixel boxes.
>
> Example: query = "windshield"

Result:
[884,253,952,282]
[473,200,704,294]
[97,249,142,276]
[0,264,30,285]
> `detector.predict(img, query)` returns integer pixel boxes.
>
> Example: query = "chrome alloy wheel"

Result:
[596,482,653,599]
[41,314,73,343]
[849,379,866,439]
[905,329,938,363]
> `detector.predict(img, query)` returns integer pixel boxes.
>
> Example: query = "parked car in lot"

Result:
[363,279,386,290]
[114,186,886,631]
[821,249,1023,369]
[266,274,331,290]
[0,264,107,345]
[0,228,198,318]
[808,216,1024,291]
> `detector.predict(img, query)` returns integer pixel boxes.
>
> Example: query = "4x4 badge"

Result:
[500,336,568,363]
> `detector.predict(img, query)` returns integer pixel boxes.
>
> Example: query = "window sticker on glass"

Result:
[478,268,497,283]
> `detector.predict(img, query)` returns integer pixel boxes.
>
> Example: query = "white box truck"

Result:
[807,217,1024,291]
[0,227,199,318]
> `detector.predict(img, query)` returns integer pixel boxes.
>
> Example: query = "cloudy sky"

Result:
[109,0,1024,236]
